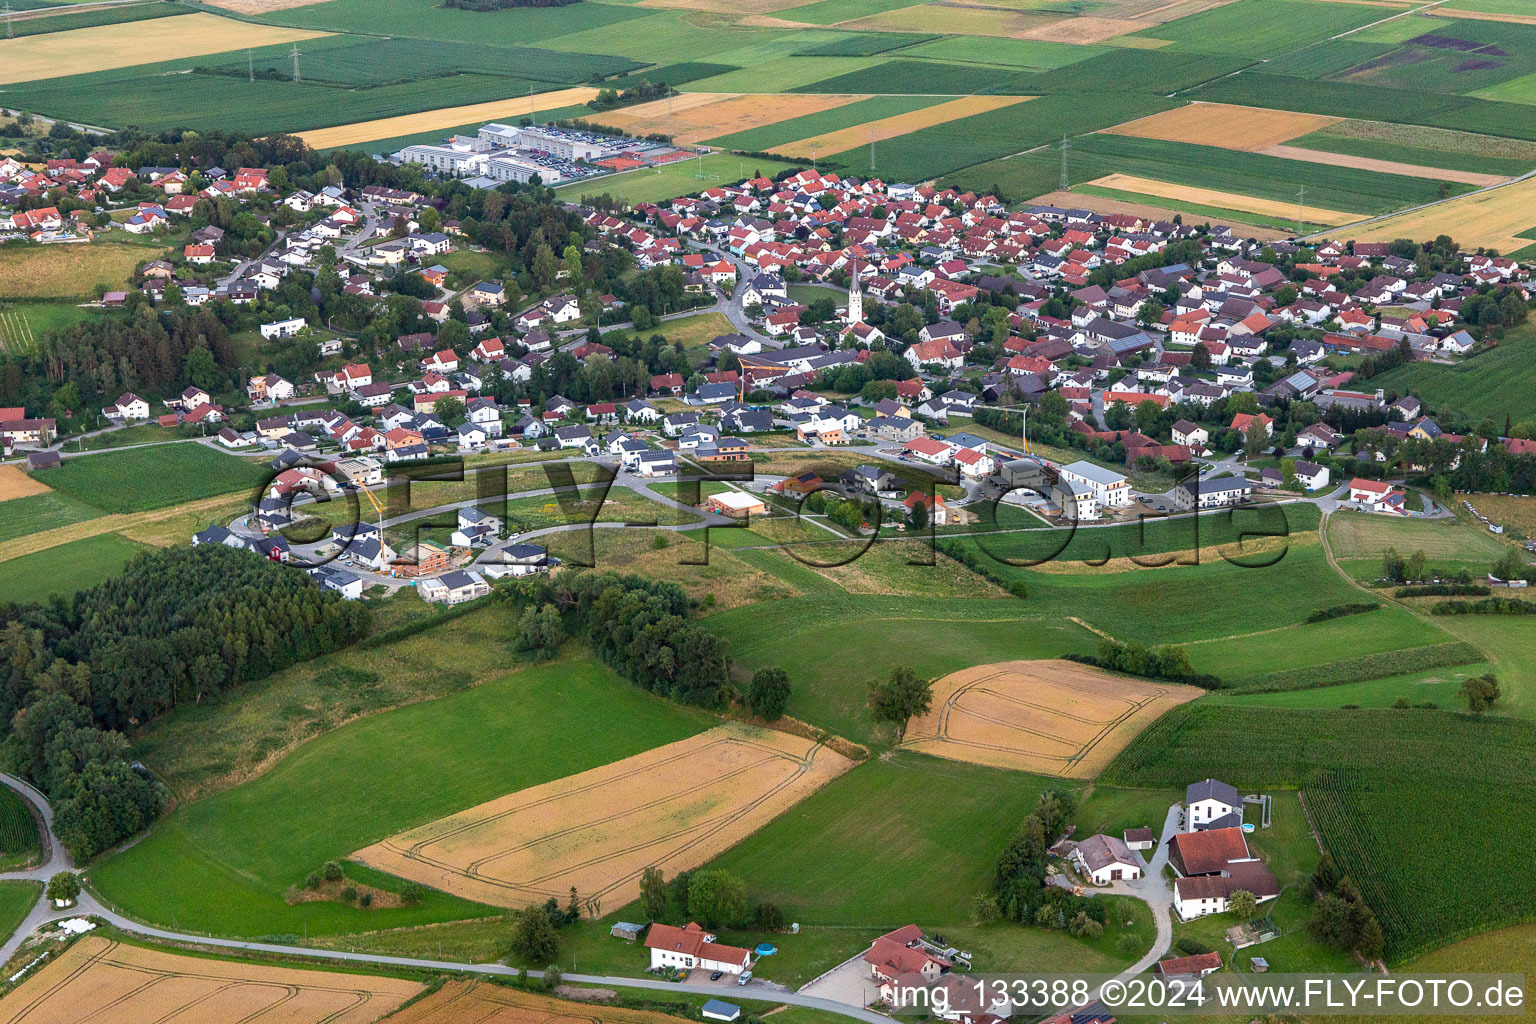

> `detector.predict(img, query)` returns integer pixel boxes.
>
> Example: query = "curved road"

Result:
[0,771,1180,1018]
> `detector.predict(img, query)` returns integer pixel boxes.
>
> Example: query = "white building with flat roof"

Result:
[1058,460,1131,509]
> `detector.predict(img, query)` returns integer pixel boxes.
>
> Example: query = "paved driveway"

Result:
[799,954,880,1008]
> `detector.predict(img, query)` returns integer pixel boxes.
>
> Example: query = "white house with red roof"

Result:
[1349,478,1409,515]
[863,925,950,985]
[644,923,752,975]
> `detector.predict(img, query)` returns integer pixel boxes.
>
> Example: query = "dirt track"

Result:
[355,722,851,909]
[903,659,1200,778]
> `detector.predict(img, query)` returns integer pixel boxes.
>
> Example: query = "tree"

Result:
[906,496,930,531]
[1245,417,1269,457]
[1461,673,1501,714]
[515,603,565,659]
[510,904,561,963]
[687,869,748,929]
[47,872,81,905]
[1492,548,1527,583]
[432,395,466,425]
[640,865,668,923]
[746,666,791,721]
[1228,889,1258,921]
[868,666,933,740]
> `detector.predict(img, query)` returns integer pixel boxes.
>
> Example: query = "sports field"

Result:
[1085,173,1364,225]
[0,936,422,1024]
[356,722,850,909]
[768,95,1028,158]
[1104,102,1342,151]
[1344,174,1536,251]
[0,13,326,84]
[295,86,602,149]
[903,659,1200,777]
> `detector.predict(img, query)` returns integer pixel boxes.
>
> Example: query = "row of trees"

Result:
[1310,853,1386,963]
[984,790,1110,936]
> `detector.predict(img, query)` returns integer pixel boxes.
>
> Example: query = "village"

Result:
[5,143,1535,601]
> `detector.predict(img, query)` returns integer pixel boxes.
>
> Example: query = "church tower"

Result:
[845,260,863,325]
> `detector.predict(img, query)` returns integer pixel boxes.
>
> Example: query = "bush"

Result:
[1432,598,1536,615]
[1304,603,1379,624]
[1395,584,1490,598]
[1175,937,1212,956]
[1064,641,1224,690]
[746,667,792,721]
[359,892,373,908]
[323,861,344,882]
[305,872,321,891]
[340,886,358,905]
[401,882,426,905]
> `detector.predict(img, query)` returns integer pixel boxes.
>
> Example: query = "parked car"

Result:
[737,972,753,986]
[710,971,723,981]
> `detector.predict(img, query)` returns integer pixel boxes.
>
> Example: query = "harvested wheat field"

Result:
[1259,145,1504,186]
[842,4,1063,37]
[0,936,422,1024]
[597,93,864,144]
[355,722,852,909]
[296,87,602,150]
[903,659,1201,778]
[0,14,328,85]
[1106,102,1342,152]
[769,95,1029,159]
[1086,173,1363,226]
[1346,175,1536,251]
[1432,6,1536,24]
[0,466,51,502]
[385,981,693,1024]
[1018,16,1145,42]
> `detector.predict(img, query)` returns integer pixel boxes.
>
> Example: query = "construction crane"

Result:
[734,352,785,403]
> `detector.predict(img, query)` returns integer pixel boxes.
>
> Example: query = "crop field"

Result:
[92,658,719,937]
[559,152,803,206]
[1212,660,1494,709]
[0,936,423,1024]
[790,58,1039,95]
[706,94,939,150]
[1074,134,1462,213]
[199,36,643,86]
[1261,143,1507,185]
[791,31,934,56]
[1104,704,1536,960]
[1119,0,1385,57]
[838,4,1064,38]
[0,532,146,604]
[0,13,327,84]
[1373,323,1536,423]
[834,91,1176,184]
[356,722,850,909]
[384,982,707,1024]
[900,35,1107,69]
[0,785,40,871]
[776,0,939,25]
[1347,174,1536,251]
[7,0,186,38]
[41,445,267,514]
[1104,102,1343,151]
[0,465,52,503]
[768,95,1029,158]
[1086,173,1363,225]
[708,752,1062,924]
[593,91,865,143]
[253,0,651,46]
[0,242,152,300]
[295,87,602,149]
[902,659,1200,777]
[1182,605,1456,683]
[1327,17,1536,97]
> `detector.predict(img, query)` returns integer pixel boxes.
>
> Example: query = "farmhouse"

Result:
[1186,778,1242,831]
[863,925,950,985]
[645,923,752,976]
[1071,834,1142,885]
[1173,860,1280,921]
[1350,478,1409,515]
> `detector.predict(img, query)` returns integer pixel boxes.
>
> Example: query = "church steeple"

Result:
[845,259,863,325]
